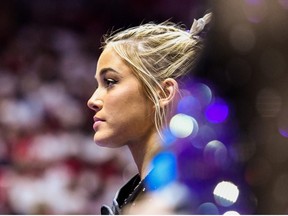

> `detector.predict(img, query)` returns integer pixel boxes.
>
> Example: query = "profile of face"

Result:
[87,45,156,148]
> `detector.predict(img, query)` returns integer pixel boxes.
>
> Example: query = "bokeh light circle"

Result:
[188,82,213,107]
[229,24,256,53]
[256,88,282,118]
[169,114,198,138]
[204,140,228,168]
[197,202,219,214]
[213,181,239,207]
[205,99,229,123]
[223,210,240,215]
[177,95,201,117]
[146,151,177,191]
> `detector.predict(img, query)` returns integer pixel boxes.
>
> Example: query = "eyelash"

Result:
[104,78,117,88]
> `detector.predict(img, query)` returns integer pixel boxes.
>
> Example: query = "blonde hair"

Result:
[102,14,211,138]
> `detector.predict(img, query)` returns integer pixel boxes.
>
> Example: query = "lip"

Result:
[93,116,105,130]
[93,116,104,122]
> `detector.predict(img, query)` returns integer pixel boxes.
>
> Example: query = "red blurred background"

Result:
[1,0,288,214]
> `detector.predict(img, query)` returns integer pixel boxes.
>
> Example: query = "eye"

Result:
[104,78,117,87]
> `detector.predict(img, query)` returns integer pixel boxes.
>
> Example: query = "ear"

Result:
[159,78,179,108]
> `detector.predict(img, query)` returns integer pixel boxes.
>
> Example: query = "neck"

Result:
[127,130,161,179]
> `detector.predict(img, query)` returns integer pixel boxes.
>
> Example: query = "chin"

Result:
[93,133,121,148]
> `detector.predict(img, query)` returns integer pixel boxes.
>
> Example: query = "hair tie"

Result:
[189,12,212,40]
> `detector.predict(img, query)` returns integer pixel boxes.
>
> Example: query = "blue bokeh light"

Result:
[146,151,177,191]
[197,202,219,214]
[162,128,177,146]
[177,95,201,117]
[190,83,213,107]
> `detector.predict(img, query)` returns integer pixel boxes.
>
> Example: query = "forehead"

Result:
[96,46,132,76]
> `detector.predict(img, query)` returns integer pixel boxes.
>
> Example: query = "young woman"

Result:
[87,13,212,214]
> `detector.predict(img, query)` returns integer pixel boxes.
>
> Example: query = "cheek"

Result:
[108,82,144,108]
[106,86,154,127]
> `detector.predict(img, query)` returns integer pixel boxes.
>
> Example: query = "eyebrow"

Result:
[94,67,119,79]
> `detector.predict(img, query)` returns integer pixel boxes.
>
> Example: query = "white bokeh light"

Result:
[169,114,198,138]
[213,181,239,207]
[223,210,240,215]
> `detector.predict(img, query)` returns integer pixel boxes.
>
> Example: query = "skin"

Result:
[87,45,161,178]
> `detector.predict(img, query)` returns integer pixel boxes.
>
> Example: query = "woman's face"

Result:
[87,45,155,148]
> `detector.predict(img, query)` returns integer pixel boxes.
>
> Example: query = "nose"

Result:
[87,92,103,111]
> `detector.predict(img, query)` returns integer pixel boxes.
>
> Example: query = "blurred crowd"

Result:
[0,14,137,215]
[0,0,207,214]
